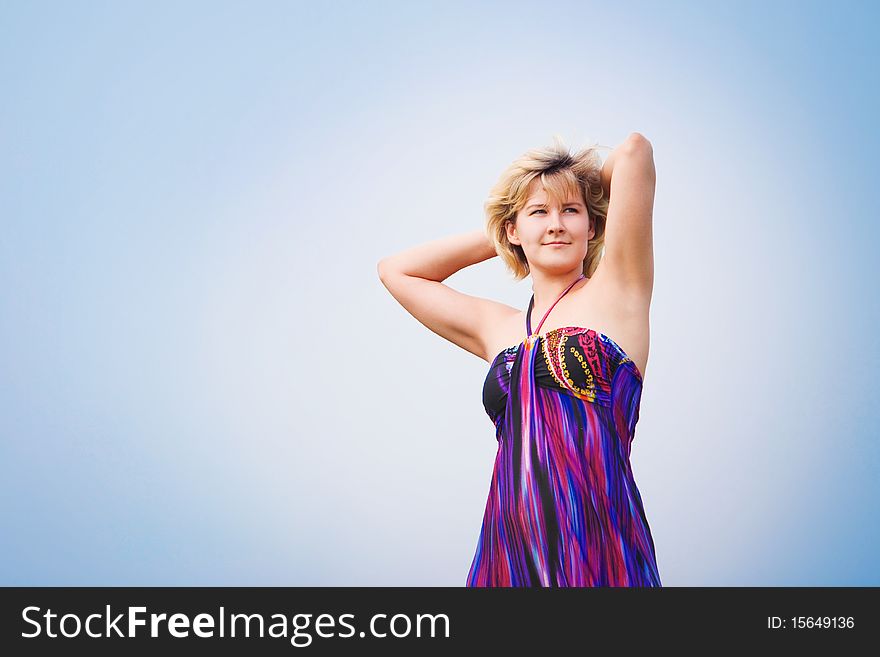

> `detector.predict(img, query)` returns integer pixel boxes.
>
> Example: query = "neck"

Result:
[531,269,588,312]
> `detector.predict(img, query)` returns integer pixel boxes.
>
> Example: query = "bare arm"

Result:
[377,230,516,362]
[600,138,633,199]
[600,133,656,292]
[377,228,497,281]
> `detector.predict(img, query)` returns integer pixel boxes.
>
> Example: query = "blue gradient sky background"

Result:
[1,0,877,585]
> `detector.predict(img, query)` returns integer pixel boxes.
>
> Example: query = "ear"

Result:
[505,219,521,246]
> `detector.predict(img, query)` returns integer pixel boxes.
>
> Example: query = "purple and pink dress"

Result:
[467,274,662,586]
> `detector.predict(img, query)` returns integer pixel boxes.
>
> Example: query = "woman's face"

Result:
[506,183,594,273]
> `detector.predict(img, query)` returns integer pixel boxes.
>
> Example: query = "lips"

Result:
[544,242,570,245]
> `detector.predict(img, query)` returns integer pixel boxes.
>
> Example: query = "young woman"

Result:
[377,133,660,587]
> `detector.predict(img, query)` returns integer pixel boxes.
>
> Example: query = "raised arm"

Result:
[599,132,656,295]
[377,230,518,362]
[378,229,496,282]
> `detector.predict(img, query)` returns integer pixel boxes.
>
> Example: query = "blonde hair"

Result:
[484,135,610,281]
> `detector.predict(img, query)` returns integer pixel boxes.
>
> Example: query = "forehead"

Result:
[525,178,581,204]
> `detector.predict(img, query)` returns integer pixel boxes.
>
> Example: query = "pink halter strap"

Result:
[526,274,586,338]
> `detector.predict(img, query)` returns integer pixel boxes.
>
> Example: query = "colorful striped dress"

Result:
[467,274,662,587]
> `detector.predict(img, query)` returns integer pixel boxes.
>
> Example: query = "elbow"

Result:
[377,257,399,282]
[626,132,653,153]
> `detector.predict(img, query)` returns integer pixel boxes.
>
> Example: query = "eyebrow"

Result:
[525,201,585,210]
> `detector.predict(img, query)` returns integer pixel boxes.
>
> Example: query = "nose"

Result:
[547,209,565,231]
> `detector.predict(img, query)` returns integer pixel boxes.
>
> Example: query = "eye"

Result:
[529,207,579,215]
